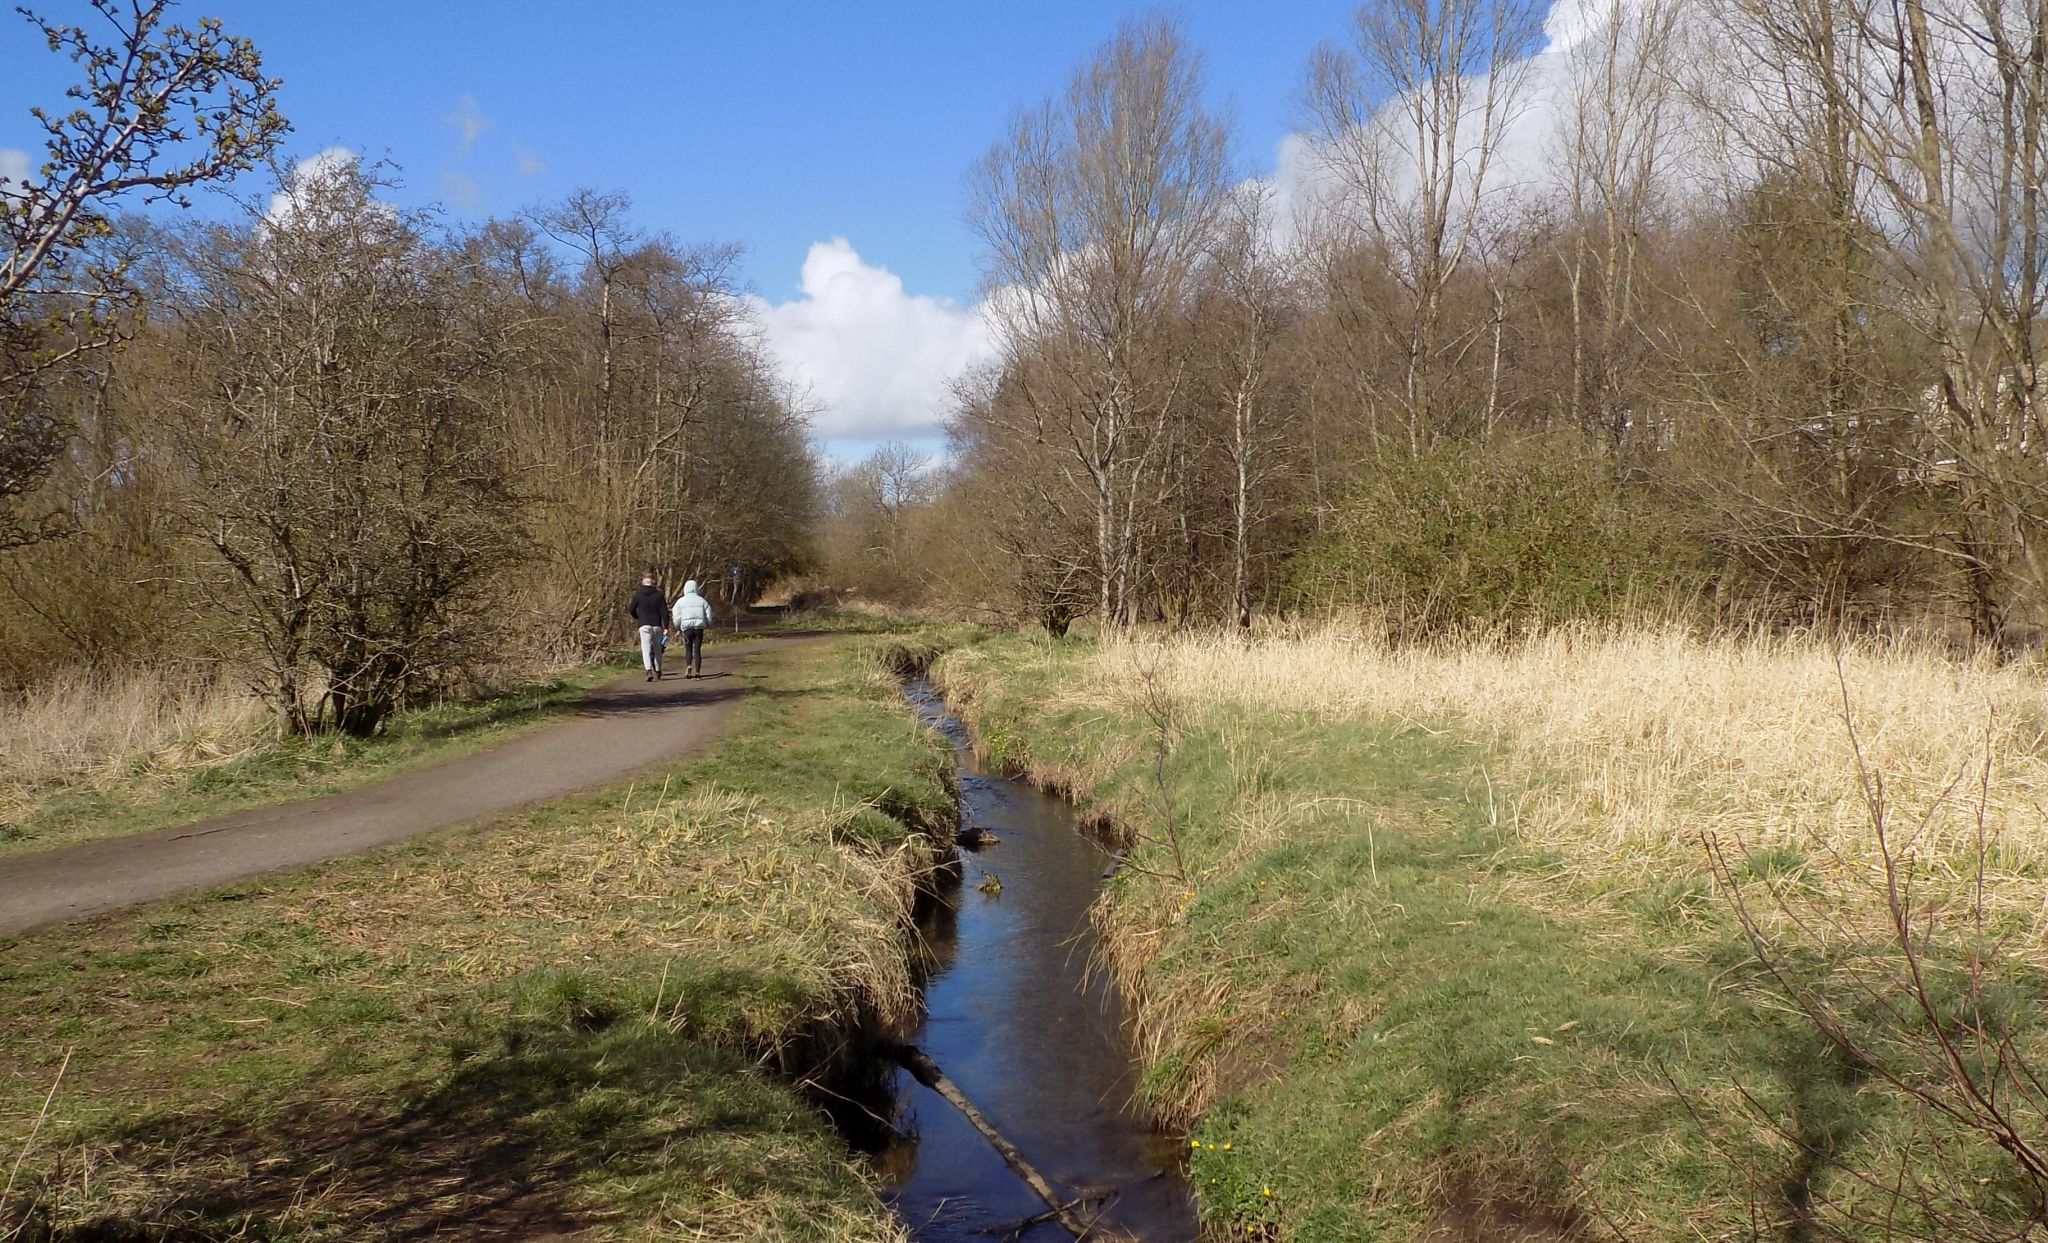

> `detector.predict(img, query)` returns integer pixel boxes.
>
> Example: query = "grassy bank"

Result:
[0,662,627,859]
[0,636,956,1242]
[931,628,2048,1240]
[0,609,908,860]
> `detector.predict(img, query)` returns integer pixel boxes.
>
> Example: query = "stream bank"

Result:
[0,638,953,1243]
[926,634,2034,1241]
[868,680,1198,1241]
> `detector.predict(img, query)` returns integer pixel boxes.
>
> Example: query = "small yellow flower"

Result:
[1190,1138,1201,1149]
[1263,1186,1273,1197]
[1222,1142,1232,1150]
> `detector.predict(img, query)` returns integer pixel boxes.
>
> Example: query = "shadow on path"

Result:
[574,680,742,717]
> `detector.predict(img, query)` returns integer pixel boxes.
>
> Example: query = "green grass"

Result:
[932,634,2048,1241]
[752,606,930,637]
[0,661,631,859]
[0,636,956,1242]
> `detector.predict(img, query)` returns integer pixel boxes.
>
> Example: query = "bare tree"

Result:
[1304,0,1546,455]
[966,13,1233,628]
[1553,0,1686,453]
[528,188,639,454]
[167,157,524,734]
[1196,186,1300,632]
[820,441,938,601]
[1720,0,2048,634]
[519,189,776,640]
[945,364,1098,635]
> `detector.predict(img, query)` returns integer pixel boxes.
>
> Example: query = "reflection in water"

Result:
[885,683,1198,1242]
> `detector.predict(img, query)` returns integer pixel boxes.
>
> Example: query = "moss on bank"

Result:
[0,637,954,1242]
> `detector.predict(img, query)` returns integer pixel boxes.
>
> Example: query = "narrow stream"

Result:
[881,681,1198,1241]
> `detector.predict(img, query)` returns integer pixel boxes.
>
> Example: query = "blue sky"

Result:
[3,4,1360,294]
[3,1,1586,456]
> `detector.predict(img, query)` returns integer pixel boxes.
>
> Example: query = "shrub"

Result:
[1288,437,1687,633]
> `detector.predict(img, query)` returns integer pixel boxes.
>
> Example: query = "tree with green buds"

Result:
[1,0,288,548]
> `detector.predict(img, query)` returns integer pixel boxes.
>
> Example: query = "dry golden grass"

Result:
[1,639,939,1243]
[0,783,928,1243]
[0,652,596,852]
[1086,624,2048,937]
[243,783,928,1058]
[575,786,928,1043]
[0,667,266,823]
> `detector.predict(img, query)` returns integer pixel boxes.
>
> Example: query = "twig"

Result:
[1,1046,73,1228]
[979,1193,1109,1240]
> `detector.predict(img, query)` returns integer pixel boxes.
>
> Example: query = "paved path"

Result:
[0,636,799,937]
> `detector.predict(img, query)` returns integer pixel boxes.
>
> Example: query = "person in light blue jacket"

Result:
[671,580,713,678]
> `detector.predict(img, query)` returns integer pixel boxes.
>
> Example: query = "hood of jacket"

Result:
[682,580,701,596]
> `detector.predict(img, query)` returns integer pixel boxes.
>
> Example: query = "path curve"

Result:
[0,635,800,937]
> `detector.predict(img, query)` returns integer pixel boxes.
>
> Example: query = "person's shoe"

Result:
[644,671,653,682]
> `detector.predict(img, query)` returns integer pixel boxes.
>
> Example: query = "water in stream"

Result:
[882,681,1198,1242]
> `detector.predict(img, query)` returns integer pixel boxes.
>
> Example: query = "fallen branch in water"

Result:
[979,1168,1173,1241]
[884,1040,1106,1239]
[982,1195,1104,1240]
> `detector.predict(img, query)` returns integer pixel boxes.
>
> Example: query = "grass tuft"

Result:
[0,663,615,857]
[0,637,952,1242]
[932,627,2048,1240]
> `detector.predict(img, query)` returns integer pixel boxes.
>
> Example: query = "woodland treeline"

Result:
[1,5,811,729]
[821,0,2048,643]
[12,0,2048,728]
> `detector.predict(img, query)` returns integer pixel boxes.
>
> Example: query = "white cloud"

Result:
[747,239,996,441]
[446,93,487,155]
[1259,131,1339,251]
[1519,0,1718,199]
[1263,0,1711,249]
[265,146,363,223]
[0,147,29,192]
[1543,0,1622,53]
[513,144,544,176]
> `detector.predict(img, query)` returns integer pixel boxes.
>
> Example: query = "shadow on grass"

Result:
[400,680,589,743]
[8,994,871,1241]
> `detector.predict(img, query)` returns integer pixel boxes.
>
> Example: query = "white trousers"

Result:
[639,624,664,671]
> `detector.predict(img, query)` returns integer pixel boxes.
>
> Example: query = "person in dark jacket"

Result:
[628,570,669,681]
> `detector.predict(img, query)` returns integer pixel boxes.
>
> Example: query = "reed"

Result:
[0,667,265,821]
[1090,624,2048,936]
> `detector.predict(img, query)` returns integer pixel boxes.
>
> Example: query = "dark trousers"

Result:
[681,626,704,674]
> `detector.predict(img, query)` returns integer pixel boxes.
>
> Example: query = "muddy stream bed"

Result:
[867,681,1198,1241]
